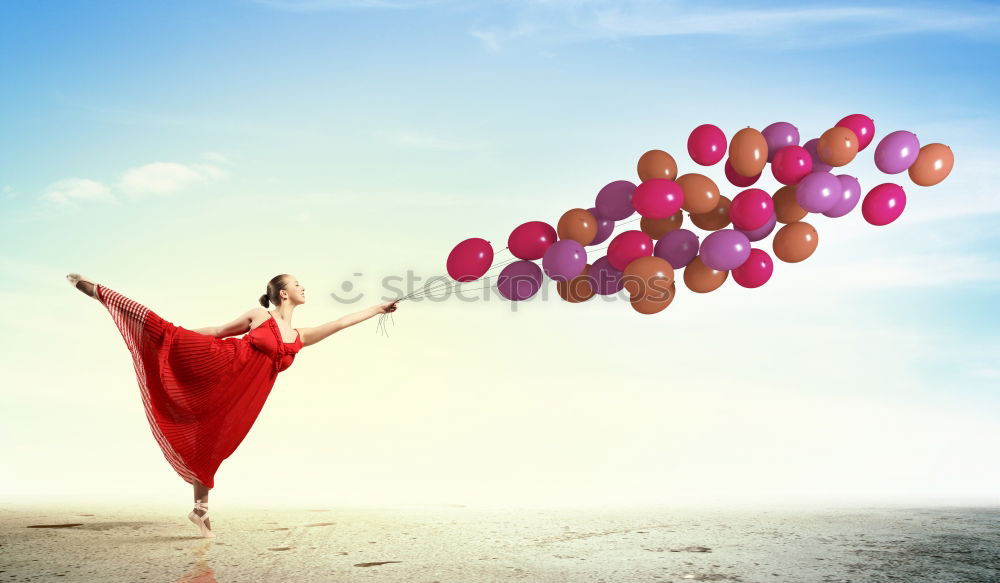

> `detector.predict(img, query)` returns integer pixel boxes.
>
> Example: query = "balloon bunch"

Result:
[418,114,954,316]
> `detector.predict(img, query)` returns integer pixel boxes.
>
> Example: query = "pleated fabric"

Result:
[95,284,303,488]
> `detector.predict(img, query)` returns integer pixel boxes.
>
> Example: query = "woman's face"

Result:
[282,276,306,305]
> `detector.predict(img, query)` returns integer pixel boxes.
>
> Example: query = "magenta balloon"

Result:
[653,228,700,269]
[862,183,907,226]
[761,122,800,163]
[730,188,774,231]
[795,172,841,213]
[541,239,586,282]
[607,230,653,271]
[700,229,751,271]
[687,124,727,166]
[496,260,543,301]
[732,248,774,288]
[823,175,862,218]
[724,158,761,187]
[874,131,920,174]
[771,145,813,185]
[802,138,833,173]
[589,256,624,295]
[587,207,615,246]
[446,238,494,282]
[835,114,876,151]
[595,180,637,220]
[508,221,557,260]
[735,211,777,242]
[632,178,685,219]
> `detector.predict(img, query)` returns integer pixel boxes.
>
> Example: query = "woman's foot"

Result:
[66,273,99,300]
[188,500,215,538]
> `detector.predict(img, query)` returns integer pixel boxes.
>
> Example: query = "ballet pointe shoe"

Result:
[188,500,216,538]
[66,273,100,300]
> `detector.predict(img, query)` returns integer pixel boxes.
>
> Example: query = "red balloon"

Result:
[447,238,494,282]
[687,124,727,166]
[771,145,813,185]
[724,158,760,187]
[836,114,876,151]
[632,179,685,219]
[862,183,907,226]
[508,221,557,260]
[607,230,653,271]
[732,248,774,288]
[730,189,774,231]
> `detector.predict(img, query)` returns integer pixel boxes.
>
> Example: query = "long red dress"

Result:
[95,283,303,489]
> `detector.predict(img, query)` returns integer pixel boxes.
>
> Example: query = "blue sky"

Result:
[1,1,998,506]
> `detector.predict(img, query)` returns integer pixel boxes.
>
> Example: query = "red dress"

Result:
[95,283,303,489]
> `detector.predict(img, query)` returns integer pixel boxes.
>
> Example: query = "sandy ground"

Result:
[1,502,998,582]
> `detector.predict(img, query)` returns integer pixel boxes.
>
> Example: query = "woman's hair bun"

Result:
[259,293,270,308]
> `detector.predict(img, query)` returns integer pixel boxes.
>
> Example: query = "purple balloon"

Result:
[700,229,751,271]
[589,256,624,295]
[823,175,862,218]
[802,138,833,173]
[541,239,586,282]
[736,212,776,242]
[874,130,920,174]
[796,172,841,213]
[595,180,637,221]
[653,229,700,269]
[496,260,543,301]
[587,206,615,246]
[762,122,800,163]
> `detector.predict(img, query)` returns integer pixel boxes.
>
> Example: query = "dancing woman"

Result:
[66,273,398,537]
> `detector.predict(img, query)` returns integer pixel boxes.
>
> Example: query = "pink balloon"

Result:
[732,248,774,288]
[687,124,727,166]
[730,188,774,231]
[632,178,685,219]
[508,221,557,260]
[724,158,761,187]
[862,183,907,226]
[607,230,653,271]
[447,238,494,282]
[771,145,813,185]
[835,114,876,151]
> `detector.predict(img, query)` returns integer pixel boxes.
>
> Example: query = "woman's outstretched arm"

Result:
[298,300,398,347]
[192,308,263,338]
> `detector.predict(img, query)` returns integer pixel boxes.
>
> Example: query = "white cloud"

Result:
[2,185,16,199]
[117,161,227,197]
[252,0,448,11]
[40,178,115,206]
[469,2,1000,51]
[200,151,231,164]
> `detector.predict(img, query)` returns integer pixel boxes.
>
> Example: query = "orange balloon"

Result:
[640,211,684,240]
[556,264,596,303]
[637,150,678,182]
[689,195,731,231]
[683,256,727,293]
[557,208,597,246]
[773,185,807,224]
[772,221,818,263]
[817,126,858,167]
[908,143,954,186]
[676,173,721,215]
[622,256,674,300]
[630,282,676,315]
[729,127,768,177]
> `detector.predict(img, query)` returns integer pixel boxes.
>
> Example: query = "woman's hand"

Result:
[378,299,400,314]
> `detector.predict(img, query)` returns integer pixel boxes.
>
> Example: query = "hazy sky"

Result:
[2,0,998,508]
